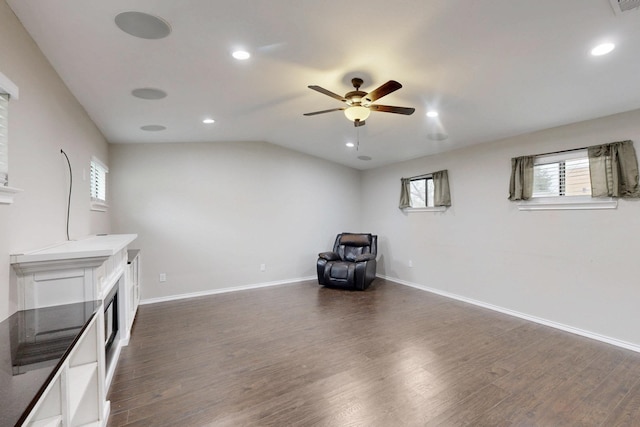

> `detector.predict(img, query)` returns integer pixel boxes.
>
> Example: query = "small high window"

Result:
[90,156,108,211]
[0,93,8,187]
[409,176,435,208]
[532,150,591,198]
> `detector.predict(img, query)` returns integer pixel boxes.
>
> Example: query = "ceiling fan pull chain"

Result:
[356,126,360,151]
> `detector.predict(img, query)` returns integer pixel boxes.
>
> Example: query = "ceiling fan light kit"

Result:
[344,105,370,122]
[304,77,415,127]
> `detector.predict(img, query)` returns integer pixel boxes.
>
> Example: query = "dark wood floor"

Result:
[106,279,640,426]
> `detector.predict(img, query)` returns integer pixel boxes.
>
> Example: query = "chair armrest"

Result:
[355,253,376,262]
[318,251,340,261]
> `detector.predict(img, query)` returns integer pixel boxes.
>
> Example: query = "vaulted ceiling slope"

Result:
[7,0,640,169]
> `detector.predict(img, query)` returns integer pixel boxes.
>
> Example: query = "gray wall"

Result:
[109,141,361,301]
[0,1,111,321]
[361,108,640,346]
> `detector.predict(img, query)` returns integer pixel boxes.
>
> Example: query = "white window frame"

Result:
[518,149,617,211]
[0,71,22,204]
[404,174,447,213]
[90,156,109,212]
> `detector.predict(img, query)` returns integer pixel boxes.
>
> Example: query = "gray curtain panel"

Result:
[433,170,452,206]
[508,156,534,201]
[588,140,640,198]
[398,177,411,209]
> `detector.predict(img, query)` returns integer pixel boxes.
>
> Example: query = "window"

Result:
[0,71,21,204]
[400,170,451,211]
[517,149,617,210]
[90,156,108,211]
[532,150,591,198]
[409,176,435,208]
[0,93,8,187]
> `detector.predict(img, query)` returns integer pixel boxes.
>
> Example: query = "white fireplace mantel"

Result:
[10,234,140,426]
[11,234,137,265]
[11,234,137,309]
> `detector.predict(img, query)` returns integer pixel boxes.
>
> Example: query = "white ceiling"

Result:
[7,0,640,169]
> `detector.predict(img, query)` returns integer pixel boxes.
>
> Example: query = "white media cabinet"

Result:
[10,234,139,426]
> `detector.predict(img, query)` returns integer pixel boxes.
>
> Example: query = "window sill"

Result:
[0,186,23,204]
[517,196,617,211]
[90,201,108,212]
[403,206,448,213]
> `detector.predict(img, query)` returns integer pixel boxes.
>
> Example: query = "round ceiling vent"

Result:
[140,125,166,131]
[115,12,171,40]
[427,133,449,141]
[131,88,167,100]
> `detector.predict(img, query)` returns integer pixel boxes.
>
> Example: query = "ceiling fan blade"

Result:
[354,119,366,127]
[303,107,346,116]
[369,104,415,115]
[363,80,402,103]
[308,85,347,102]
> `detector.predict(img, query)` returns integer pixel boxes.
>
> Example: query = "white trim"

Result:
[518,196,617,211]
[403,206,447,213]
[377,274,640,353]
[140,276,316,305]
[0,71,19,100]
[90,201,109,212]
[0,185,22,204]
[90,156,109,173]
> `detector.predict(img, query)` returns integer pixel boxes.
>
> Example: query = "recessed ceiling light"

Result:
[591,43,615,56]
[202,118,215,124]
[131,88,167,100]
[232,50,251,60]
[358,155,372,161]
[140,125,166,131]
[426,111,439,118]
[115,12,171,40]
[346,142,355,148]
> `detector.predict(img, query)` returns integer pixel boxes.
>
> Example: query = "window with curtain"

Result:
[509,140,639,210]
[409,176,435,207]
[399,170,451,210]
[90,156,108,211]
[532,150,591,198]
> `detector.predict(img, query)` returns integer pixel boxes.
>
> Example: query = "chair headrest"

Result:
[339,233,371,247]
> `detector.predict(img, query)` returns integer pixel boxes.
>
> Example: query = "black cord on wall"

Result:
[60,149,72,241]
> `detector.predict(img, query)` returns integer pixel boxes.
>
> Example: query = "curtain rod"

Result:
[521,140,631,159]
[531,146,587,158]
[408,173,433,180]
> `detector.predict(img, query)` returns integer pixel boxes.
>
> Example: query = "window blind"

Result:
[532,151,591,197]
[90,157,108,202]
[0,93,8,186]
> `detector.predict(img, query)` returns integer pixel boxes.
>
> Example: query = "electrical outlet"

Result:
[408,260,413,268]
[159,273,167,282]
[260,264,266,272]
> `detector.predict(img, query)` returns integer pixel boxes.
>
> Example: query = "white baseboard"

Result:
[140,276,316,305]
[378,274,640,354]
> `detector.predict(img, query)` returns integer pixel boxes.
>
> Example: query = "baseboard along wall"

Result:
[140,276,316,305]
[377,274,640,354]
[141,273,640,353]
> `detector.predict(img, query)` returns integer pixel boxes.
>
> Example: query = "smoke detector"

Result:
[609,0,640,14]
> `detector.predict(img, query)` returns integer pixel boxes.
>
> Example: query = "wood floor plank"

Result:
[106,279,640,426]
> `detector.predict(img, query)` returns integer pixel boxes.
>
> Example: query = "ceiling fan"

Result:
[304,78,415,127]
